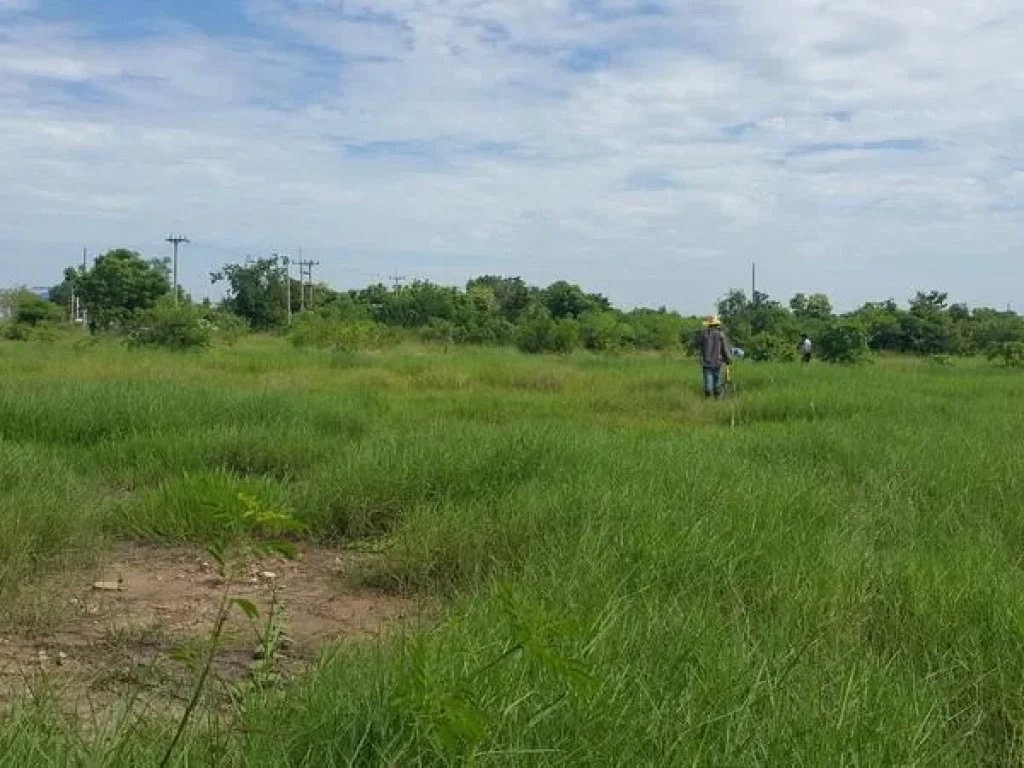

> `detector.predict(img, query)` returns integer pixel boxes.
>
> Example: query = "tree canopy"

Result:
[70,249,170,331]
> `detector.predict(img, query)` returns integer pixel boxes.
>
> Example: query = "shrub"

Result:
[126,298,212,350]
[629,312,683,351]
[10,291,63,327]
[202,308,249,346]
[515,305,580,355]
[29,324,62,343]
[2,323,31,341]
[550,318,581,354]
[516,306,556,354]
[290,316,382,352]
[580,311,634,352]
[988,341,1024,368]
[818,320,870,364]
[747,332,796,362]
[421,318,458,347]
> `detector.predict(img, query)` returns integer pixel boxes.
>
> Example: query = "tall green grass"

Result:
[1,339,1023,765]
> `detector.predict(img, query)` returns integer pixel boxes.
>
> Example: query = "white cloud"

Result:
[0,0,1022,310]
[0,0,34,12]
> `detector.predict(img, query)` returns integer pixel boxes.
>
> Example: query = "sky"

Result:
[1,0,1022,312]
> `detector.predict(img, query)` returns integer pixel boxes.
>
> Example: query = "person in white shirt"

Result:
[799,334,812,363]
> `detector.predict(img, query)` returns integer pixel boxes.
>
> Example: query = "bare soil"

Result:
[0,543,418,721]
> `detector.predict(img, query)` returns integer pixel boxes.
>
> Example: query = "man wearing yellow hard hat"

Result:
[694,314,733,399]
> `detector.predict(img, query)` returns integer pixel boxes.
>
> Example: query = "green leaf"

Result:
[231,598,260,620]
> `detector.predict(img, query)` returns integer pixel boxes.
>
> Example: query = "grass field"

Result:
[1,338,1024,765]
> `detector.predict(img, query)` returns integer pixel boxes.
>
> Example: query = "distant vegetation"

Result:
[7,249,1024,364]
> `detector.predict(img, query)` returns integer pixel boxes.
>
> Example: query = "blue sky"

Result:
[1,0,1023,311]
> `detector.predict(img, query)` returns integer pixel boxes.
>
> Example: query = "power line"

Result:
[166,234,190,305]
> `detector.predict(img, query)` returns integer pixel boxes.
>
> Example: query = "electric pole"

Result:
[389,274,407,291]
[751,262,757,305]
[295,258,320,312]
[166,234,190,305]
[71,247,89,325]
[279,254,292,326]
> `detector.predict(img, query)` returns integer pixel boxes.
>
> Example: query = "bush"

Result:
[515,306,580,354]
[202,308,249,346]
[10,291,63,327]
[818,320,870,364]
[2,323,31,341]
[126,299,212,350]
[747,332,796,362]
[988,341,1024,368]
[421,318,457,347]
[580,311,634,352]
[629,311,683,351]
[516,306,556,354]
[550,318,581,354]
[290,316,383,352]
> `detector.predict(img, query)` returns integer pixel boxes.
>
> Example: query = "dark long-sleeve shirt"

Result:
[695,327,732,368]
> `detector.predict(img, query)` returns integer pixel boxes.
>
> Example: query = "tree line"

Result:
[3,248,1022,364]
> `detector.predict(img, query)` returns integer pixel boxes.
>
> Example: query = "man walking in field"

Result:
[799,334,813,364]
[694,315,732,398]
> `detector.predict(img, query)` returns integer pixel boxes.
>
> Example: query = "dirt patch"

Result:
[0,543,419,720]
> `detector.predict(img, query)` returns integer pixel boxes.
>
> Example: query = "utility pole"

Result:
[71,247,88,325]
[166,234,190,305]
[751,262,757,305]
[389,274,407,291]
[280,254,292,326]
[295,258,320,312]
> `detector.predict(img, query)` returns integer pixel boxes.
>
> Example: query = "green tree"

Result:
[748,296,793,337]
[454,285,513,345]
[212,257,289,331]
[516,304,556,354]
[580,310,634,352]
[717,289,752,344]
[370,281,461,328]
[967,308,1024,354]
[818,319,870,363]
[6,289,62,327]
[48,269,80,315]
[910,290,949,315]
[747,332,796,362]
[77,249,170,331]
[790,292,833,322]
[466,276,532,322]
[903,291,954,354]
[948,302,971,324]
[628,308,684,351]
[849,300,907,351]
[550,318,582,354]
[314,290,372,322]
[542,281,597,320]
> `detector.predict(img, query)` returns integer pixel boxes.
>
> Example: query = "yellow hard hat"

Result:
[704,314,721,327]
